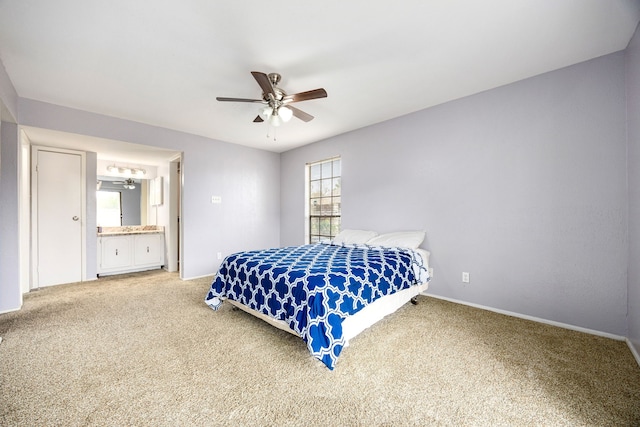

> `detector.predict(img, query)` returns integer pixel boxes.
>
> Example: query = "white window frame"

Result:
[305,156,341,244]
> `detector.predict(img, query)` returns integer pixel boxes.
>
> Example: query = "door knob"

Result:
[72,216,79,221]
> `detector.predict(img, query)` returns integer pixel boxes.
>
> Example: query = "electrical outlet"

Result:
[217,252,222,260]
[462,272,470,283]
[211,196,222,204]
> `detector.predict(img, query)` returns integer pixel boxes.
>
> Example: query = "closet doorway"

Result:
[31,146,86,287]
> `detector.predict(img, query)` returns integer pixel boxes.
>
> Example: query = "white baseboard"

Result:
[423,292,626,341]
[181,273,215,281]
[627,338,640,368]
[0,306,21,316]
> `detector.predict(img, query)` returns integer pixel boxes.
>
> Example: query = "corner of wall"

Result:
[0,58,18,122]
[625,20,640,362]
[0,121,22,312]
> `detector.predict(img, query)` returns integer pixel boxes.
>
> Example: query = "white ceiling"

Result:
[1,0,639,156]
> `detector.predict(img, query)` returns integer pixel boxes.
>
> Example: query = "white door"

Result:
[35,149,83,287]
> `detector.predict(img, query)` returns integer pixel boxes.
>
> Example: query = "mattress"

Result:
[205,243,430,369]
[226,249,430,345]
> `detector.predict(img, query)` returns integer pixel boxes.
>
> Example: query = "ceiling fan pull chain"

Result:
[266,126,277,141]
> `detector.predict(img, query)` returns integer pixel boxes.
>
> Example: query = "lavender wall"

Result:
[18,99,281,280]
[0,121,21,312]
[0,61,20,312]
[0,59,17,121]
[626,25,640,356]
[85,152,97,279]
[281,52,628,336]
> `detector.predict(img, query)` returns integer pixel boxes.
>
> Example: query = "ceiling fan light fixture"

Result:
[123,178,136,190]
[269,111,283,127]
[259,105,273,120]
[279,106,293,123]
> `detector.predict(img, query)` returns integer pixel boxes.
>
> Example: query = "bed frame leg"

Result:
[410,296,418,305]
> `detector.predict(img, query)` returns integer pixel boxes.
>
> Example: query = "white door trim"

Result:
[167,154,182,274]
[31,145,87,288]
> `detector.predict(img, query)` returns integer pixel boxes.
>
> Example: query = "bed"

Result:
[204,230,430,369]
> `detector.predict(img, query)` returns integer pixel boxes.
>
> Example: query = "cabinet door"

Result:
[134,234,163,266]
[101,236,132,269]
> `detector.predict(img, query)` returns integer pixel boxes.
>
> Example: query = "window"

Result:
[307,157,341,243]
[96,191,122,227]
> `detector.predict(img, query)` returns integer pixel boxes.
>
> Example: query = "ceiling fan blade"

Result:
[251,71,275,98]
[283,88,327,103]
[216,97,264,103]
[288,105,314,122]
[253,115,264,123]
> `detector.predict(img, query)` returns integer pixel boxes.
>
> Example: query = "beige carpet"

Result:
[1,270,639,426]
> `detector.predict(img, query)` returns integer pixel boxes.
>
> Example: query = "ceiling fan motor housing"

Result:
[265,74,286,105]
[267,73,281,86]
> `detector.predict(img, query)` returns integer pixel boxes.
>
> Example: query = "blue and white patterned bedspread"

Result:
[205,242,429,369]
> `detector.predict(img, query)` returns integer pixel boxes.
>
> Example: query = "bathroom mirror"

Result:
[97,176,146,226]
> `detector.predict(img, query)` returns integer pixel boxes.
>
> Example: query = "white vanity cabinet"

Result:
[98,232,165,276]
[100,235,133,270]
[134,233,164,267]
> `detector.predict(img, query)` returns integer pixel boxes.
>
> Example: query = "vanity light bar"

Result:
[106,164,146,176]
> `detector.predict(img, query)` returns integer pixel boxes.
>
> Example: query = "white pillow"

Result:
[332,229,379,245]
[366,231,426,249]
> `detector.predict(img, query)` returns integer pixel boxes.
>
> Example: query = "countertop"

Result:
[97,226,164,236]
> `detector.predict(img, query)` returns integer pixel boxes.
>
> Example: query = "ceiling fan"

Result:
[216,71,327,126]
[111,178,137,190]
